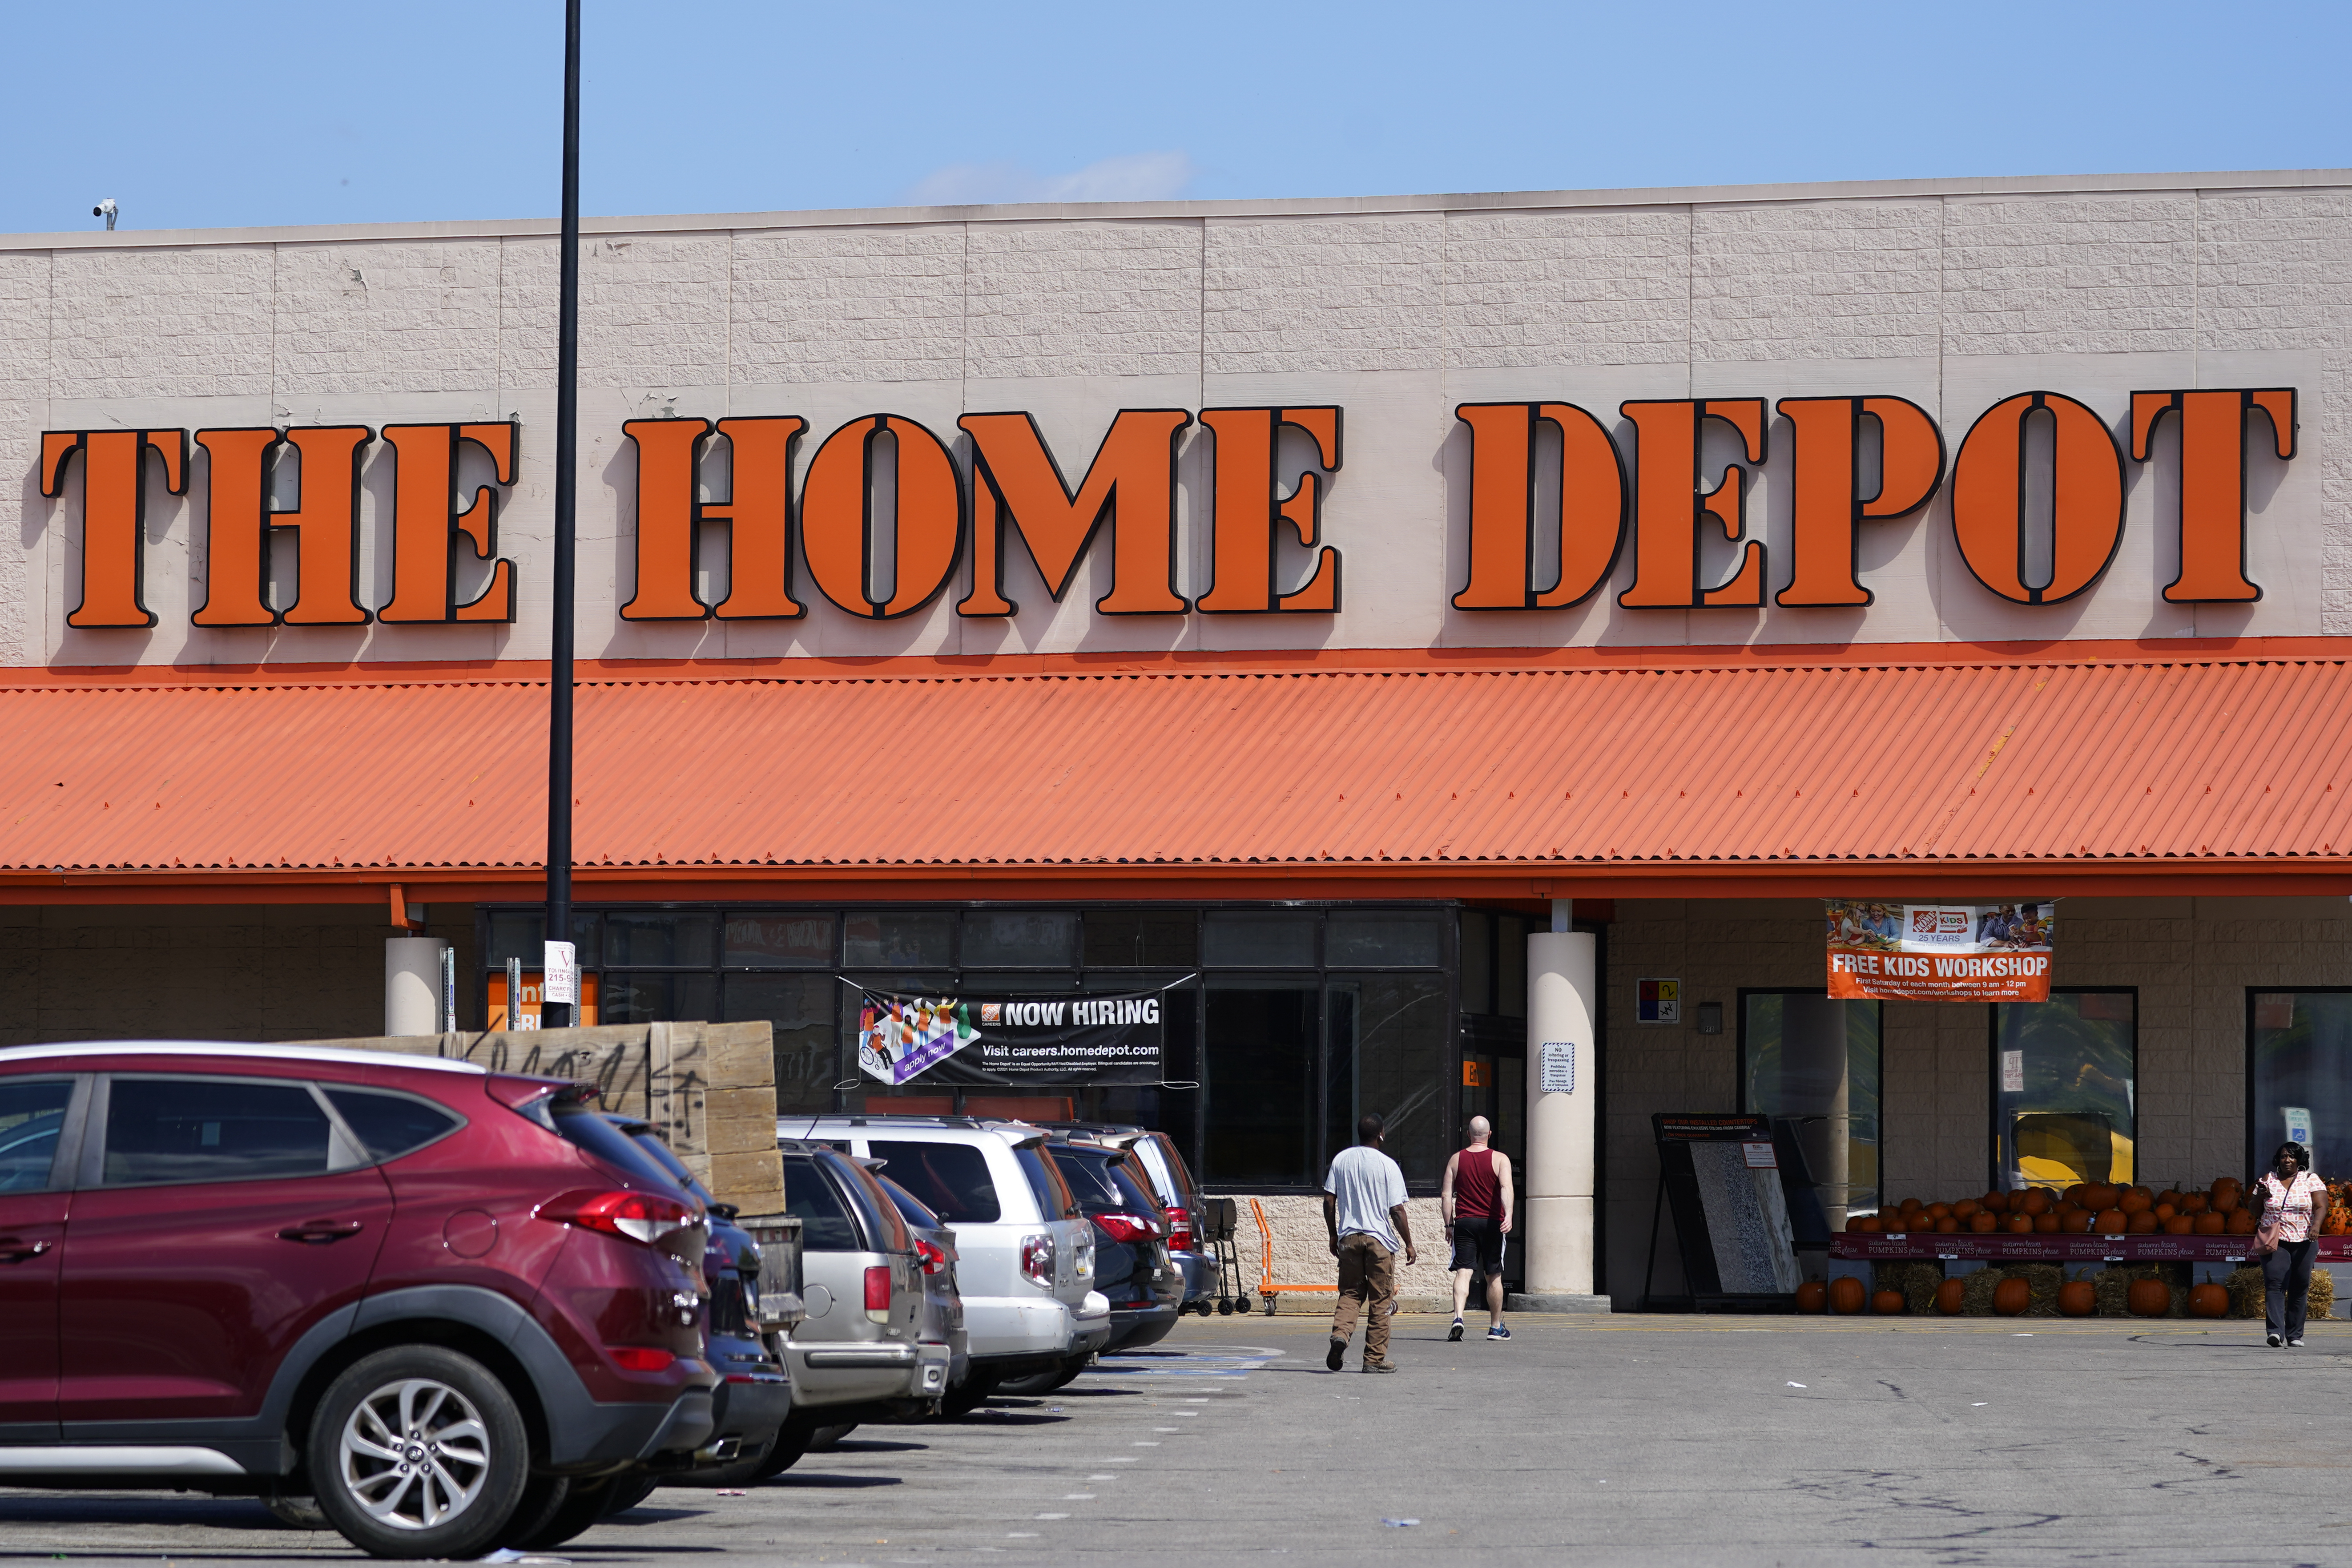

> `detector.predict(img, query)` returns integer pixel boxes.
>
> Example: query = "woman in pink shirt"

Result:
[2252,1141,2332,1347]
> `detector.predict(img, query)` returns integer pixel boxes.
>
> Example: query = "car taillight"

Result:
[1164,1206,1194,1250]
[864,1264,893,1322]
[914,1238,948,1276]
[539,1189,697,1246]
[1021,1233,1056,1289]
[609,1346,675,1372]
[1096,1213,1160,1245]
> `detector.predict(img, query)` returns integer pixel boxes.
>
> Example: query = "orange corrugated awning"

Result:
[5,658,2352,900]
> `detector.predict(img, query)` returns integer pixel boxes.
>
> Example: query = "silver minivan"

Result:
[781,1115,1111,1411]
[774,1144,947,1435]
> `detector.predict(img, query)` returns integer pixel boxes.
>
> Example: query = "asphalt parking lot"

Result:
[12,1310,2352,1566]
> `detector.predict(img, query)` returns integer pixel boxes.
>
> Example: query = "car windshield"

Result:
[551,1100,695,1198]
[878,1173,942,1230]
[1050,1145,1161,1216]
[1014,1141,1082,1219]
[614,1117,718,1207]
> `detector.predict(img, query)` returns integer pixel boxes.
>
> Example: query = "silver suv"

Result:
[781,1116,1111,1411]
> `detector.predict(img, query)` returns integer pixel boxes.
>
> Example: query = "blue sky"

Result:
[7,0,2349,234]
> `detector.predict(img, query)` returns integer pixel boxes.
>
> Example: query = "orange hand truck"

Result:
[1249,1197,1331,1316]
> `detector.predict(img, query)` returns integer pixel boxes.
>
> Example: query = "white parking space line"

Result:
[1090,1344,1283,1379]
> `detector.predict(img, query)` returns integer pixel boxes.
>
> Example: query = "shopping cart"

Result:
[1196,1197,1249,1315]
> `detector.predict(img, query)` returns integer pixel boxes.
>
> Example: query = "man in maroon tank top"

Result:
[1441,1117,1515,1341]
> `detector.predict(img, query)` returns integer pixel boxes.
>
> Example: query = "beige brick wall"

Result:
[0,903,476,1047]
[1603,896,2352,1308]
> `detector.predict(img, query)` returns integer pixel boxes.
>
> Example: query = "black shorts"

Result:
[1450,1214,1506,1276]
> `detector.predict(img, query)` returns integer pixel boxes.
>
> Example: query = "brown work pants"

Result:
[1330,1233,1398,1364]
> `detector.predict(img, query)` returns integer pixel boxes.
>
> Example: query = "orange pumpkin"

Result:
[2126,1211,2160,1234]
[1878,1207,1904,1229]
[2182,1192,2209,1215]
[1953,1200,1981,1221]
[2152,1203,2177,1222]
[2019,1189,2053,1217]
[2227,1208,2259,1236]
[2080,1184,2119,1211]
[2127,1185,2155,1204]
[2119,1190,2154,1215]
[1830,1277,1867,1314]
[2155,1189,2183,1209]
[2326,1209,2350,1238]
[1872,1289,1907,1315]
[2096,1209,2130,1235]
[2063,1184,2089,1208]
[2188,1282,2229,1318]
[1935,1278,1966,1314]
[1980,1191,2010,1215]
[1900,1197,1925,1215]
[2163,1214,2195,1235]
[2127,1278,2171,1318]
[2193,1210,2227,1235]
[2058,1280,2096,1316]
[1927,1202,1953,1221]
[2213,1189,2242,1215]
[2034,1211,2061,1233]
[1936,1216,1961,1233]
[1970,1211,1999,1233]
[1847,1216,1878,1232]
[2006,1213,2035,1234]
[1993,1278,2032,1316]
[1797,1280,1828,1313]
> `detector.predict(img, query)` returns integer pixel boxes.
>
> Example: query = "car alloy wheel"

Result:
[339,1375,494,1531]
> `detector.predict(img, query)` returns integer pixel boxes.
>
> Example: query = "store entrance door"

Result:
[1458,1019,1525,1289]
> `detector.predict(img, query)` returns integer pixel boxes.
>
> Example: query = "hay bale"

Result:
[2007,1262,2066,1316]
[1959,1266,2003,1316]
[2310,1268,2336,1319]
[2088,1263,2184,1317]
[1872,1260,1943,1314]
[2227,1265,2266,1318]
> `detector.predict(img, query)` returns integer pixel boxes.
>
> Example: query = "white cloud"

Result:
[902,150,1197,207]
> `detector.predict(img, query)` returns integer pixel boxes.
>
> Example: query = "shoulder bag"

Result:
[2254,1176,2288,1257]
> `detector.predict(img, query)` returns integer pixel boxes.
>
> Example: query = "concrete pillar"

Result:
[385,937,448,1036]
[1516,903,1607,1311]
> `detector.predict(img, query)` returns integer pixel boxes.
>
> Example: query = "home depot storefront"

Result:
[5,169,2352,1310]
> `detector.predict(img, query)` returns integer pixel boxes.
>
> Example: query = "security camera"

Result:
[93,199,117,231]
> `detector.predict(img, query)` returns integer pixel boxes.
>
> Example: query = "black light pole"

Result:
[544,0,582,1028]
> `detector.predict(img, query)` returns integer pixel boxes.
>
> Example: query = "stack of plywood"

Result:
[306,1020,784,1215]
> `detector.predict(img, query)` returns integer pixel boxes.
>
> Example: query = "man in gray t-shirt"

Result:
[1321,1113,1417,1372]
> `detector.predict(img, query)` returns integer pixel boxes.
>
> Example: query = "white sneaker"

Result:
[2289,1337,2307,1347]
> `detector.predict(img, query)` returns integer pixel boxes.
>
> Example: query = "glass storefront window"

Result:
[1496,915,1527,1018]
[960,911,1078,967]
[726,972,839,1116]
[1993,991,2136,1191]
[2249,991,2352,1177]
[604,913,715,968]
[1203,912,1316,968]
[601,972,718,1026]
[1327,912,1443,968]
[1327,975,1450,1185]
[1741,992,1881,1230]
[486,911,599,966]
[1082,910,1199,967]
[724,914,836,967]
[842,912,953,968]
[1458,912,1493,1014]
[1204,978,1319,1185]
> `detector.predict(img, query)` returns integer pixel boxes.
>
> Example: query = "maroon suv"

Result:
[0,1042,719,1559]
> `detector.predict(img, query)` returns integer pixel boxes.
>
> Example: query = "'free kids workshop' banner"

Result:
[1825,901,2056,1003]
[856,989,1165,1088]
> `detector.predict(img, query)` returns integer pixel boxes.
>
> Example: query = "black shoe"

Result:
[1326,1338,1346,1371]
[2268,1334,2283,1347]
[1447,1318,1464,1342]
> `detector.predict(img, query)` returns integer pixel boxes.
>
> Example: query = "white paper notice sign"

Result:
[1539,1040,1576,1095]
[2001,1049,2025,1093]
[543,941,578,1005]
[1742,1141,1778,1169]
